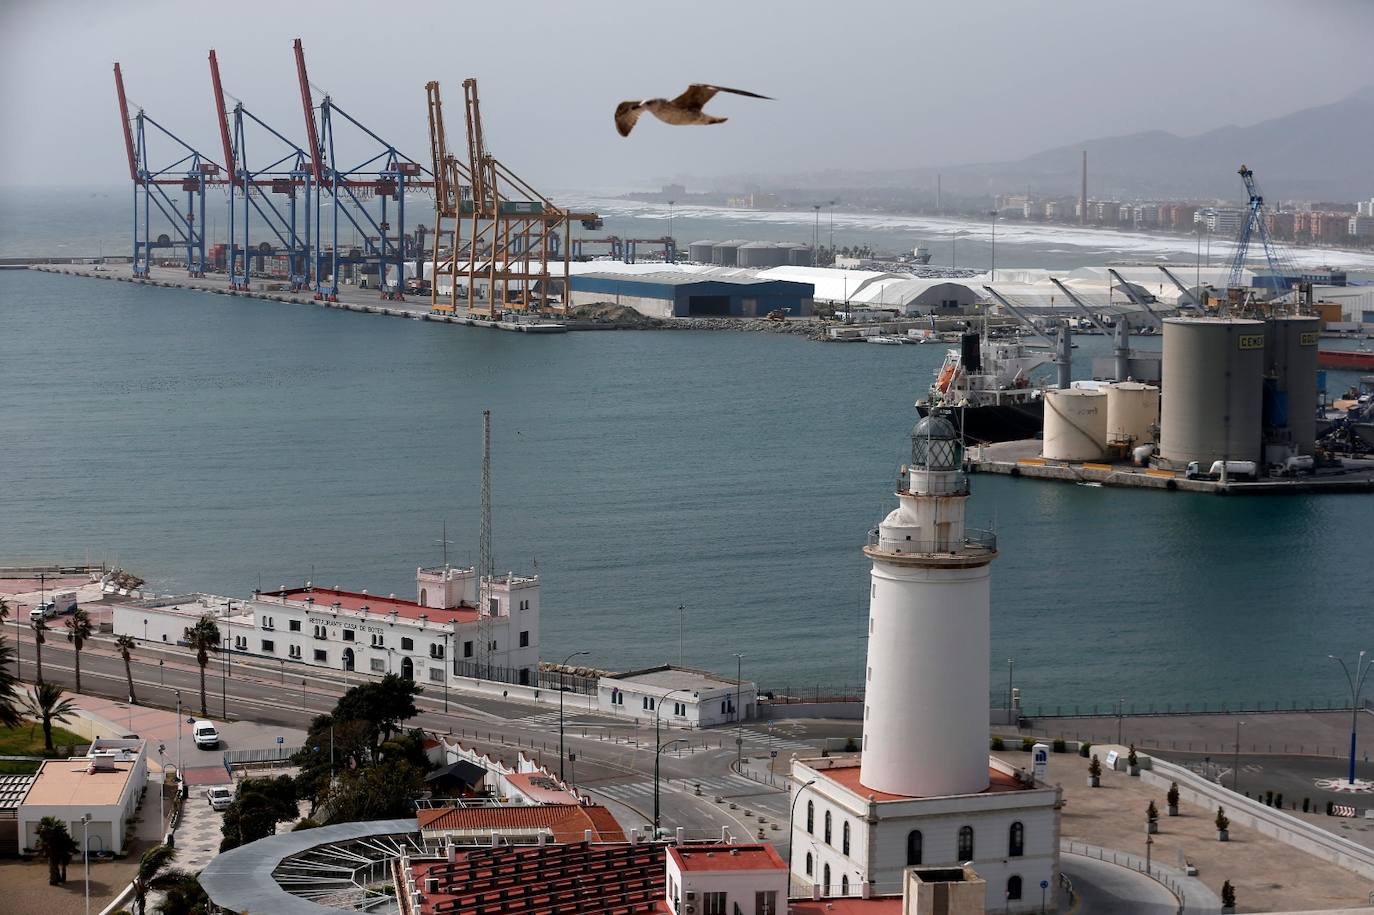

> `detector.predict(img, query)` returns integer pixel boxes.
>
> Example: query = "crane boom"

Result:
[113,63,139,183]
[292,38,324,184]
[1157,265,1204,311]
[1107,269,1164,326]
[1048,278,1113,336]
[208,50,237,186]
[982,286,1056,347]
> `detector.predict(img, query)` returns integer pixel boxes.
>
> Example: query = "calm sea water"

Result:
[2,268,1370,712]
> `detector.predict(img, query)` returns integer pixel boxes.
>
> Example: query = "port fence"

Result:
[223,746,302,771]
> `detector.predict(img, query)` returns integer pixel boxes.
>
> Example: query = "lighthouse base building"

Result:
[788,414,1061,910]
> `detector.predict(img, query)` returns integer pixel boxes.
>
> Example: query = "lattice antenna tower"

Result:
[477,410,494,677]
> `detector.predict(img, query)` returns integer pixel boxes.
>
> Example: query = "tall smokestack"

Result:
[936,174,942,212]
[1080,150,1088,226]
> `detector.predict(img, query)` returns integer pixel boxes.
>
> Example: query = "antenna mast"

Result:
[478,410,493,678]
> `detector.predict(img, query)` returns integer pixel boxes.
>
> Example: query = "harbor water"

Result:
[2,268,1371,713]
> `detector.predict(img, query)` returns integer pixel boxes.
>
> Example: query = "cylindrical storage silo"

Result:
[712,240,745,266]
[737,242,774,268]
[762,243,791,267]
[788,245,814,267]
[1105,382,1160,448]
[688,240,717,263]
[1159,318,1265,467]
[1264,316,1320,455]
[1042,389,1108,461]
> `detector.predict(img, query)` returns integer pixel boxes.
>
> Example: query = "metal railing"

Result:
[1062,839,1186,914]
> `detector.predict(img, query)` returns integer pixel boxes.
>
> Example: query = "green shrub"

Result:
[1020,737,1035,752]
[1215,807,1229,831]
[990,737,1005,751]
[1167,782,1179,808]
[1220,879,1236,907]
[1088,754,1102,778]
[1079,742,1092,758]
[1051,738,1067,753]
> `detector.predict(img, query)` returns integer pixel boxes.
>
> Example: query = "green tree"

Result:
[32,617,47,685]
[65,607,94,694]
[184,616,221,717]
[35,815,77,885]
[116,634,138,705]
[24,682,78,754]
[220,776,299,852]
[153,870,210,915]
[0,597,23,728]
[293,714,374,813]
[332,674,422,758]
[319,760,425,825]
[131,843,177,915]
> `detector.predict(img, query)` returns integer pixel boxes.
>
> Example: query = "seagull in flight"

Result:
[615,84,772,137]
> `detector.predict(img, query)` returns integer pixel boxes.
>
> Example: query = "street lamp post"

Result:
[1233,720,1244,791]
[175,690,182,778]
[734,653,745,773]
[828,200,837,255]
[990,210,998,282]
[559,650,590,782]
[813,205,821,259]
[668,200,675,259]
[1006,658,1014,720]
[654,687,692,833]
[81,813,91,915]
[1117,697,1125,746]
[1329,651,1372,785]
[678,605,685,667]
[443,631,451,714]
[1145,831,1153,876]
[786,778,818,892]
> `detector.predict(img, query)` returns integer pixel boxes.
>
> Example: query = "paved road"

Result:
[3,620,800,845]
[1061,854,1190,914]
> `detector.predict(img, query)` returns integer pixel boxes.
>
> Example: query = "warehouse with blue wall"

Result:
[568,272,814,319]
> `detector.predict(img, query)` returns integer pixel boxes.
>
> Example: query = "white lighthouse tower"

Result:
[859,414,997,798]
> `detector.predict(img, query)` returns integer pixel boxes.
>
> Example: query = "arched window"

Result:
[824,810,832,845]
[806,801,814,834]
[840,874,850,896]
[822,864,831,895]
[957,825,974,861]
[419,588,428,607]
[1008,821,1024,858]
[842,820,850,855]
[805,852,813,876]
[1006,875,1022,900]
[906,829,923,865]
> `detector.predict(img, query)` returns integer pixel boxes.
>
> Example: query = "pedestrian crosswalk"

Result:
[588,772,782,809]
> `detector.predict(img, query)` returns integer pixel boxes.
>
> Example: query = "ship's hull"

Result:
[917,399,1044,444]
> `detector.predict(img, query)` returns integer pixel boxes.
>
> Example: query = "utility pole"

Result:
[478,410,494,679]
[735,653,745,773]
[1329,651,1372,785]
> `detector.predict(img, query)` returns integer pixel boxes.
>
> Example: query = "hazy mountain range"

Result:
[711,85,1374,204]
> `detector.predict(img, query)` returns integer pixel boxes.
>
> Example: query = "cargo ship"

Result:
[915,333,1049,444]
[1317,348,1374,371]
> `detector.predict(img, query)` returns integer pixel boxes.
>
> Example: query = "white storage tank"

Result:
[1043,389,1108,461]
[687,240,717,263]
[1159,318,1265,467]
[1105,382,1160,448]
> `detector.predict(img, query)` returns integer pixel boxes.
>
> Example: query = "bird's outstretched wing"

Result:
[672,84,773,109]
[615,101,644,137]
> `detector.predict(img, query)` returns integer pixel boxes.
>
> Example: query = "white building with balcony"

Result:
[598,665,757,729]
[113,564,541,688]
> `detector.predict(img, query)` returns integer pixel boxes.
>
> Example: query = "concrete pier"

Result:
[968,439,1374,494]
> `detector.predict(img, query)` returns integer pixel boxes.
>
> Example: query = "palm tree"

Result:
[0,638,22,729]
[24,682,78,754]
[35,815,77,885]
[116,634,139,705]
[131,843,177,915]
[184,616,221,717]
[32,617,47,685]
[152,870,209,915]
[65,608,94,694]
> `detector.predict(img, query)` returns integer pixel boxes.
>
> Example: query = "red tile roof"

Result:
[817,763,1028,801]
[411,841,664,915]
[416,804,626,844]
[264,586,480,625]
[505,772,580,805]
[670,844,786,873]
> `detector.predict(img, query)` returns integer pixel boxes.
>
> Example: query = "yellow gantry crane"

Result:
[425,78,601,317]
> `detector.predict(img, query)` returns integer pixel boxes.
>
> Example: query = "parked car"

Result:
[206,786,233,811]
[193,720,221,750]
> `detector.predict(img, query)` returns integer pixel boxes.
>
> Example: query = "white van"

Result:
[193,720,221,750]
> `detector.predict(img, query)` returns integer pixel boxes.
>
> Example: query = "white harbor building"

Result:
[788,415,1061,909]
[112,563,541,687]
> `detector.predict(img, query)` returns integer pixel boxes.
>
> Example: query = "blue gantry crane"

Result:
[1227,164,1295,291]
[210,50,314,292]
[115,62,224,277]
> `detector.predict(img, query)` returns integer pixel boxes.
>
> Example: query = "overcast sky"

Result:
[2,0,1372,191]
